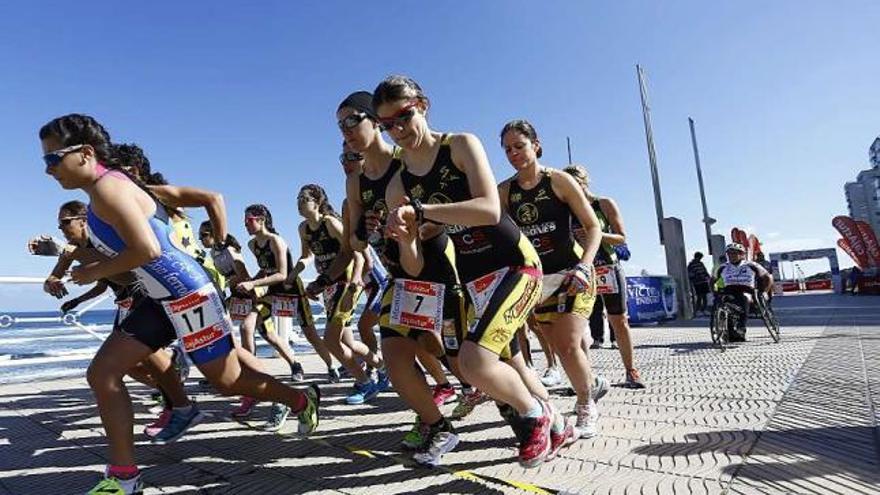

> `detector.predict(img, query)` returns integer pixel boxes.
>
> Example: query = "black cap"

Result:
[338,91,378,120]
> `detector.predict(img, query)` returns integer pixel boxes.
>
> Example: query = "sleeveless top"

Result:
[357,150,403,277]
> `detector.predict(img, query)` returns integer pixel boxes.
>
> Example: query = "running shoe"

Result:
[592,375,610,402]
[338,365,352,380]
[412,420,459,467]
[327,367,341,383]
[589,342,602,350]
[231,396,258,419]
[290,361,305,382]
[548,422,576,460]
[144,408,172,438]
[87,475,143,495]
[152,405,205,444]
[573,399,599,440]
[432,383,456,406]
[450,388,489,420]
[263,403,290,432]
[346,380,380,405]
[624,368,646,389]
[517,400,553,468]
[376,368,392,392]
[402,416,427,449]
[171,345,190,383]
[297,384,321,435]
[540,367,563,387]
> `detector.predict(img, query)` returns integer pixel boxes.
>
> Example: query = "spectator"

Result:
[688,252,711,315]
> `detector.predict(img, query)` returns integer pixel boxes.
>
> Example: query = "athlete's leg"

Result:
[140,350,191,408]
[258,315,297,367]
[324,320,369,382]
[505,352,549,402]
[238,311,259,355]
[341,325,381,368]
[357,308,381,356]
[383,336,443,424]
[544,315,593,405]
[530,322,557,369]
[458,342,535,414]
[86,332,155,466]
[300,323,334,368]
[416,347,450,386]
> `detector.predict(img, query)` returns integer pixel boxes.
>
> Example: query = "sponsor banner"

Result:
[625,276,677,325]
[748,234,762,260]
[837,238,863,268]
[854,221,880,267]
[805,279,832,291]
[731,228,749,250]
[832,216,870,268]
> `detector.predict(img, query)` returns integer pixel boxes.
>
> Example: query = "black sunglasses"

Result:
[43,144,85,168]
[339,151,364,164]
[337,113,369,131]
[57,216,85,229]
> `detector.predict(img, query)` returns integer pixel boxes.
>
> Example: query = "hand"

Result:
[566,264,592,293]
[44,276,68,298]
[70,263,101,285]
[364,210,384,234]
[28,235,62,256]
[386,199,417,241]
[236,280,255,294]
[60,299,80,313]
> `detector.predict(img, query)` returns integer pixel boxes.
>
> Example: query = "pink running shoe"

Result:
[231,397,258,419]
[144,408,172,438]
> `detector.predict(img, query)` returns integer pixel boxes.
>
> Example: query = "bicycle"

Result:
[709,293,741,351]
[753,290,781,343]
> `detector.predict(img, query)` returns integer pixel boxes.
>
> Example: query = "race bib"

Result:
[442,319,458,350]
[272,295,299,318]
[466,267,510,320]
[390,279,445,333]
[161,283,232,353]
[595,265,619,295]
[116,297,133,322]
[229,297,253,321]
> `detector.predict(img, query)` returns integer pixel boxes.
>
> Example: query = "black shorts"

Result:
[599,264,628,315]
[114,296,177,351]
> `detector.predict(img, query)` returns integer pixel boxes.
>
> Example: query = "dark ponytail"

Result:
[245,204,278,234]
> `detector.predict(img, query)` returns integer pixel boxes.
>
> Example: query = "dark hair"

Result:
[501,119,542,158]
[39,115,170,211]
[338,91,378,120]
[372,75,429,111]
[298,184,339,218]
[199,220,242,251]
[39,114,113,164]
[59,200,87,217]
[111,143,167,185]
[694,252,704,259]
[245,203,278,234]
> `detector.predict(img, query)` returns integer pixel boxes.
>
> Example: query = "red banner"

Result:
[854,221,880,267]
[832,216,870,268]
[805,279,832,291]
[837,238,864,269]
[748,234,762,261]
[731,228,749,248]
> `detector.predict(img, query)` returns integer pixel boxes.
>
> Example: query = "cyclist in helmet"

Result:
[711,243,773,342]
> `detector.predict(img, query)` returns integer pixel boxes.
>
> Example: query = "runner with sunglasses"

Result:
[40,114,320,495]
[236,203,329,430]
[41,200,200,443]
[500,120,610,440]
[377,76,558,468]
[563,164,644,389]
[337,92,466,461]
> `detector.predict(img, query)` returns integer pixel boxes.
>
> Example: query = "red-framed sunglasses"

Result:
[378,101,420,131]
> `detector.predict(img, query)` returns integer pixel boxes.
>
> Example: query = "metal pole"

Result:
[637,64,665,244]
[566,137,573,164]
[689,118,715,256]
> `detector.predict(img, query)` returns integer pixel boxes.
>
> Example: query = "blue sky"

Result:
[1,1,878,310]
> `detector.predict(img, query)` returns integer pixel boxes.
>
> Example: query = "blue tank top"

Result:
[87,172,212,300]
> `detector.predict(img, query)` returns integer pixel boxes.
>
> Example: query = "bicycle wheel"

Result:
[757,294,781,343]
[711,306,728,350]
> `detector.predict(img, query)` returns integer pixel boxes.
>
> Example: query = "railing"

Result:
[0,276,108,340]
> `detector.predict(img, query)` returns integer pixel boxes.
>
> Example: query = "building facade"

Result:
[845,136,880,236]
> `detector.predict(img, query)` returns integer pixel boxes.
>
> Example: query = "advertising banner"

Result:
[832,216,870,268]
[625,276,677,325]
[837,238,863,268]
[854,221,880,267]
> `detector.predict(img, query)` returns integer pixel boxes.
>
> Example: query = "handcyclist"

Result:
[711,243,773,342]
[377,76,557,468]
[500,119,609,440]
[40,114,319,495]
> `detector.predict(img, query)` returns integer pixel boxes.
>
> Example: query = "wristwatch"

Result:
[409,198,425,224]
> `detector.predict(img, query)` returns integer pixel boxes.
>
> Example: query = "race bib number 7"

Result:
[162,284,232,353]
[465,267,510,319]
[595,265,619,295]
[390,279,445,333]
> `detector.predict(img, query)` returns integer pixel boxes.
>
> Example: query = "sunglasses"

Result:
[58,216,85,229]
[339,151,364,164]
[337,113,369,131]
[43,144,85,168]
[199,231,213,239]
[378,102,419,131]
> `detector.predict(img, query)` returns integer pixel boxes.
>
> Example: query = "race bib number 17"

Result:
[162,284,232,353]
[390,279,445,333]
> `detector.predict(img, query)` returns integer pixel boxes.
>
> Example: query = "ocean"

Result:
[0,305,334,385]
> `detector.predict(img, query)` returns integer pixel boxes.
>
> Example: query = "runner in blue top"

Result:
[39,114,319,495]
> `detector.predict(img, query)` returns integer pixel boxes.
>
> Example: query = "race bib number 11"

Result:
[162,284,232,353]
[390,279,445,333]
[272,295,299,318]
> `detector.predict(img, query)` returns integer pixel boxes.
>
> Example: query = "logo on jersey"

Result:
[428,192,453,205]
[410,184,425,201]
[362,189,374,204]
[510,191,523,203]
[439,166,461,190]
[516,203,540,224]
[535,189,551,202]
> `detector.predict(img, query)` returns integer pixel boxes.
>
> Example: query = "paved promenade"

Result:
[1,293,878,494]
